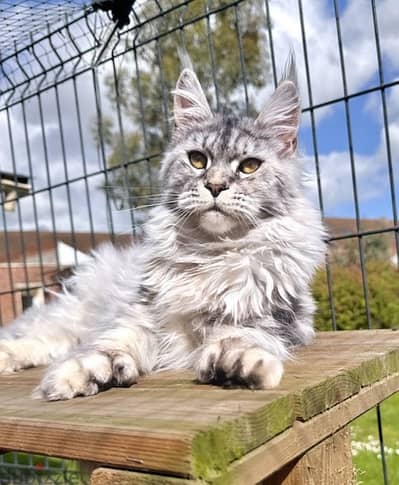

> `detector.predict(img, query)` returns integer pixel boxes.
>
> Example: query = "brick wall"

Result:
[0,264,60,325]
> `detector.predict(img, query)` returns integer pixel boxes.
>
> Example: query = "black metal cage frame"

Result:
[0,1,398,484]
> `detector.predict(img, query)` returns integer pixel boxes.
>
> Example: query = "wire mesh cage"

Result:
[0,0,398,484]
[0,452,83,485]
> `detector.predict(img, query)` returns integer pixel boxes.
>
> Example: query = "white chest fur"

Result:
[151,248,276,325]
[145,204,325,328]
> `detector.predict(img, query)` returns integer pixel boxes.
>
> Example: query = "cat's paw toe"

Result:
[236,347,284,389]
[196,341,224,383]
[33,352,113,401]
[197,339,283,390]
[111,354,139,386]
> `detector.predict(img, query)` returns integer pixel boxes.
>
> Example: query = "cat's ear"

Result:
[173,69,213,130]
[255,61,300,157]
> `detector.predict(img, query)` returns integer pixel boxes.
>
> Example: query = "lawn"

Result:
[351,392,399,484]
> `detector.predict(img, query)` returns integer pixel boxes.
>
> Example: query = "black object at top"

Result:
[92,0,136,28]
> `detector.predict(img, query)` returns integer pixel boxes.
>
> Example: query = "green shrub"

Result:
[312,262,399,331]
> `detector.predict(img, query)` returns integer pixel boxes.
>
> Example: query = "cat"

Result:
[0,59,326,400]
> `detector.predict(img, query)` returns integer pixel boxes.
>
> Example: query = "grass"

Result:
[351,392,399,484]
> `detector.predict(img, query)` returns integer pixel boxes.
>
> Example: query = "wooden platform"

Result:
[1,330,399,484]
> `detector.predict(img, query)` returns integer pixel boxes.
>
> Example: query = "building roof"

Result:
[0,218,396,264]
[0,232,133,263]
[324,217,394,236]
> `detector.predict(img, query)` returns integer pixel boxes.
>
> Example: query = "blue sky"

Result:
[269,0,399,223]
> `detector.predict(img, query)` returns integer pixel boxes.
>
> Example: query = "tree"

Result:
[97,0,270,208]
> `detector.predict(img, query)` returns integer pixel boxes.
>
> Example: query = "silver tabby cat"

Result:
[0,61,326,400]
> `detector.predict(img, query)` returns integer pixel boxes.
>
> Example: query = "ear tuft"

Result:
[173,69,212,130]
[255,57,300,158]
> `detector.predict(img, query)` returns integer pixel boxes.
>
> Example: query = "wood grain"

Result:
[90,468,202,485]
[263,427,353,485]
[0,330,398,482]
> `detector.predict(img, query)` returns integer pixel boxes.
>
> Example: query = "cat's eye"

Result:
[239,158,262,174]
[188,151,207,170]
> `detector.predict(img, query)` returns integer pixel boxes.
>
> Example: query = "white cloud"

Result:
[265,0,399,214]
[303,149,389,213]
[0,77,134,233]
[269,0,399,105]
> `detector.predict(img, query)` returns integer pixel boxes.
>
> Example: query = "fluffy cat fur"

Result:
[0,60,326,400]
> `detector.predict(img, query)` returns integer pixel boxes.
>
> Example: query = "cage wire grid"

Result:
[0,0,87,55]
[0,0,398,484]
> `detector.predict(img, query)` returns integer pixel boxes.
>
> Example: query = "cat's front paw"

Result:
[33,352,112,401]
[33,351,140,401]
[196,338,284,389]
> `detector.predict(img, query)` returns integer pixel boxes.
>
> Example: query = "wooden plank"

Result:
[288,371,362,421]
[214,373,399,485]
[1,330,399,481]
[285,330,399,420]
[90,468,202,485]
[263,427,353,484]
[0,372,294,480]
[0,419,193,475]
[190,393,294,481]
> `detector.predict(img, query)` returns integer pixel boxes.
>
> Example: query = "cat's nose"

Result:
[205,182,228,198]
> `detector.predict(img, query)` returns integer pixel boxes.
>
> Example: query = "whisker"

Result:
[133,202,172,210]
[118,194,180,201]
